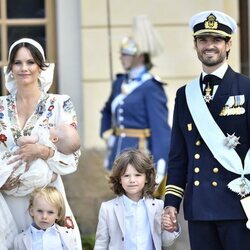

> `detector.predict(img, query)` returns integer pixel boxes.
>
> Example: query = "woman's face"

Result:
[11,47,41,86]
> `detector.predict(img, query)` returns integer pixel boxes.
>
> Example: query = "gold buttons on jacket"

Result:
[194,167,200,173]
[213,167,219,173]
[194,154,200,159]
[195,140,201,146]
[212,181,218,187]
[187,123,192,131]
[194,180,200,186]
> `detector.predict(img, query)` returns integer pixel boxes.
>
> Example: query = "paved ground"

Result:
[62,149,190,250]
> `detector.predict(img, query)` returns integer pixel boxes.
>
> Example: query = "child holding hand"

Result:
[94,149,180,249]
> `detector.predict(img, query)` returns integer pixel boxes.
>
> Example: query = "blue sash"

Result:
[185,77,250,196]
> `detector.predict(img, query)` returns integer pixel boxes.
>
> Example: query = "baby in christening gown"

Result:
[0,123,80,196]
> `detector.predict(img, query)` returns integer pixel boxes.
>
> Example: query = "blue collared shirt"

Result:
[122,195,154,250]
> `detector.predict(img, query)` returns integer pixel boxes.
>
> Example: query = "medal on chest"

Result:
[224,133,240,149]
[203,84,213,103]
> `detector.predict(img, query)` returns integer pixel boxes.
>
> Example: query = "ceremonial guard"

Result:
[100,15,171,195]
[163,10,250,250]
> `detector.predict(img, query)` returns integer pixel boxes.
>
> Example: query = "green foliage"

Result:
[82,234,95,250]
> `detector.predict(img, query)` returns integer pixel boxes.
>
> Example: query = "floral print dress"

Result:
[0,92,82,249]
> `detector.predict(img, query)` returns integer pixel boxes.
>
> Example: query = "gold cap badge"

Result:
[204,14,218,30]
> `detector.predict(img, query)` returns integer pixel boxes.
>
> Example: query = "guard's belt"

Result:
[114,128,151,149]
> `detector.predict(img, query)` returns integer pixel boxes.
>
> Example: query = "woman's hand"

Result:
[7,144,50,171]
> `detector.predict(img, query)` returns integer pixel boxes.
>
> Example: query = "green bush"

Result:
[82,234,95,250]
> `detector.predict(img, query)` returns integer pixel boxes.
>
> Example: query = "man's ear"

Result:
[226,39,232,52]
[193,39,197,49]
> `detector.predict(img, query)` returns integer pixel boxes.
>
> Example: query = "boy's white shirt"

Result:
[13,223,77,250]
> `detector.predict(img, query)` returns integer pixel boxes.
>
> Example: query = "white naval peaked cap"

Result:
[189,10,237,37]
[120,15,164,57]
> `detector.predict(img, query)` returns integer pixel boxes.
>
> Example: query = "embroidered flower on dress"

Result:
[35,102,46,115]
[11,128,21,141]
[0,134,7,147]
[63,98,73,112]
[7,96,15,118]
[70,122,77,129]
[48,105,54,111]
[0,121,7,131]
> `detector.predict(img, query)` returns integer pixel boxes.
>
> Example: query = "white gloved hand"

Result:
[240,196,250,230]
[155,159,166,184]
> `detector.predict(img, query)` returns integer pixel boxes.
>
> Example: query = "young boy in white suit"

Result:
[94,149,180,249]
[14,186,77,249]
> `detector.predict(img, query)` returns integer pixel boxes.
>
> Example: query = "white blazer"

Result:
[13,224,78,250]
[94,196,178,250]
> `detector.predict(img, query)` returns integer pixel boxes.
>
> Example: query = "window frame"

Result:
[0,0,57,94]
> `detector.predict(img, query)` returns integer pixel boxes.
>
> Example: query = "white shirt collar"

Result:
[128,65,147,79]
[202,62,228,80]
[122,194,144,207]
[31,223,58,234]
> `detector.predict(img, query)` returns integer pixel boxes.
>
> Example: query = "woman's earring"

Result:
[10,72,14,78]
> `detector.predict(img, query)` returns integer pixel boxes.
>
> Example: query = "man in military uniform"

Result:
[100,16,171,197]
[163,10,250,250]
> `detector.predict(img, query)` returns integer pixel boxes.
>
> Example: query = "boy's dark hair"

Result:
[109,148,156,198]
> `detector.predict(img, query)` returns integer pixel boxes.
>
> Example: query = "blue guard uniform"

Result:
[100,67,171,179]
